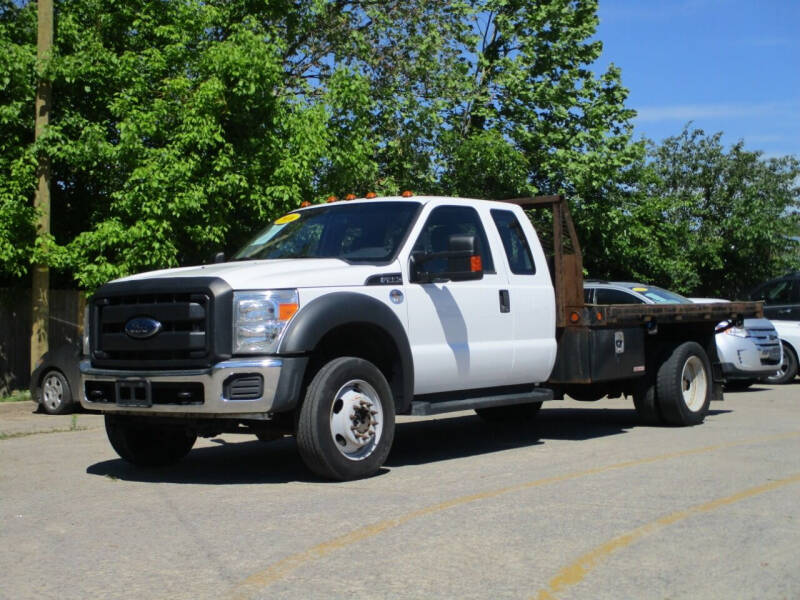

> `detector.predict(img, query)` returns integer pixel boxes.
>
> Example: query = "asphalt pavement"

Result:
[1,384,798,600]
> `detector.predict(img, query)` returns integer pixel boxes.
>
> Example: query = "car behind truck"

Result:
[81,195,762,480]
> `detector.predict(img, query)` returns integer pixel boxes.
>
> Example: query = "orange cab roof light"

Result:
[299,201,311,208]
[345,193,356,201]
[326,195,337,203]
[365,192,377,199]
[401,190,414,198]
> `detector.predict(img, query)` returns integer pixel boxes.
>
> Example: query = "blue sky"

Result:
[594,0,799,158]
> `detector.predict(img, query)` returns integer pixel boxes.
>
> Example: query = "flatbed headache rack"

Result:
[500,195,763,329]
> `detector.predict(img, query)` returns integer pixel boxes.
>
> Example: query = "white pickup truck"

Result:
[80,195,761,480]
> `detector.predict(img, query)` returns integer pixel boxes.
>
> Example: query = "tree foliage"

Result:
[4,1,795,297]
[584,126,800,298]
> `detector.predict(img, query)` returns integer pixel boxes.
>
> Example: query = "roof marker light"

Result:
[326,195,337,203]
[365,192,377,199]
[401,190,414,198]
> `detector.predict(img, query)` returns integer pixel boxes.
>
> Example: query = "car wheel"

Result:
[39,370,74,415]
[105,415,197,467]
[475,402,542,421]
[656,342,711,426]
[296,357,395,481]
[764,343,798,384]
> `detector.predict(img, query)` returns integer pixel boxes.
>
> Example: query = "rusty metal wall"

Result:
[0,289,84,395]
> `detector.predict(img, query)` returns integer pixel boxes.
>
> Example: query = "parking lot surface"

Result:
[2,384,799,600]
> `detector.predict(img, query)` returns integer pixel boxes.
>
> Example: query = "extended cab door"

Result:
[488,208,557,384]
[403,204,514,394]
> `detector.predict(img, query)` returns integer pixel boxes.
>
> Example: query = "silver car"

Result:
[584,281,782,390]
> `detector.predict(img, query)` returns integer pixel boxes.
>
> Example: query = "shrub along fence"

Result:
[0,289,85,395]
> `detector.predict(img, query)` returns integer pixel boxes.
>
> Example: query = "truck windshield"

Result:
[233,201,421,263]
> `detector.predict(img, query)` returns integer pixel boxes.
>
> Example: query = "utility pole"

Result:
[31,0,53,372]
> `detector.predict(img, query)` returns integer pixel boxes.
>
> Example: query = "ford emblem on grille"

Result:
[124,316,162,339]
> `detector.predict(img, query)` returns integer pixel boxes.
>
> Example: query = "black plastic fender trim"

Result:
[278,292,414,412]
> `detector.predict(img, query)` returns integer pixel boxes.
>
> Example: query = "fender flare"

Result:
[277,292,414,412]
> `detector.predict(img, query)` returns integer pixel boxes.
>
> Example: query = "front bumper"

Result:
[79,358,283,417]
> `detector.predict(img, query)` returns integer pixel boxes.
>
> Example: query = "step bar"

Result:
[410,387,554,416]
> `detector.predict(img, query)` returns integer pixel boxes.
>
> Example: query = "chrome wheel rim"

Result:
[681,356,707,412]
[42,374,64,412]
[329,379,383,461]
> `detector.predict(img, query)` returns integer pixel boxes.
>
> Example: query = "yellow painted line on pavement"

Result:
[533,472,800,600]
[229,431,799,600]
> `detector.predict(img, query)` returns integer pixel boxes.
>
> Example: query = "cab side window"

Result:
[751,279,794,305]
[490,209,536,275]
[595,288,643,305]
[412,206,495,275]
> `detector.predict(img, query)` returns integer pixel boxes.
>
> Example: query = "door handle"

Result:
[499,289,510,313]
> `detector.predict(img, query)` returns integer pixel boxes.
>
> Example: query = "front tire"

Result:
[105,416,197,467]
[656,342,711,426]
[297,357,395,481]
[39,370,73,415]
[764,342,798,384]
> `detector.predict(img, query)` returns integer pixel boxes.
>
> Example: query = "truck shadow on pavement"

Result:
[85,405,732,484]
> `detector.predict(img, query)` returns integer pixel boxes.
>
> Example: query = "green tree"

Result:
[597,126,800,298]
[440,0,641,200]
[1,0,641,291]
[0,1,37,278]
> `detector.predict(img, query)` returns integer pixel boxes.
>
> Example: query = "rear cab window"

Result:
[490,209,536,275]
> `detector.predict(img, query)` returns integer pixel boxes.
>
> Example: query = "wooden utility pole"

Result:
[31,0,53,372]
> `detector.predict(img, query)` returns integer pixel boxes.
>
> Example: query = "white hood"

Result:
[115,259,396,289]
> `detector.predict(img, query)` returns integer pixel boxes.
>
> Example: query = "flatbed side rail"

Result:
[586,300,763,328]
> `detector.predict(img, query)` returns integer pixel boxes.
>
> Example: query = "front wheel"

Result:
[656,342,712,426]
[763,343,798,385]
[297,357,395,481]
[105,416,197,467]
[39,370,74,415]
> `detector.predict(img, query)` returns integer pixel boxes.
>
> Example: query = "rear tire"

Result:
[656,342,711,426]
[475,402,542,421]
[632,378,664,425]
[105,416,196,467]
[296,357,395,481]
[764,342,798,384]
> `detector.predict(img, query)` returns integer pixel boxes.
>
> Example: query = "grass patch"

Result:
[0,425,89,441]
[0,390,32,403]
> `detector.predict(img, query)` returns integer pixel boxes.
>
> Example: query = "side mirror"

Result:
[411,234,483,283]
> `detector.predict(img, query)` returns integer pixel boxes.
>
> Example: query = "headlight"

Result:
[82,306,90,356]
[724,327,749,338]
[233,290,299,354]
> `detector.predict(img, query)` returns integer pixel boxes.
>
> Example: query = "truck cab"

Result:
[82,196,558,479]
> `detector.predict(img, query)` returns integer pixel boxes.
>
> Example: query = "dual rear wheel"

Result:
[633,341,711,426]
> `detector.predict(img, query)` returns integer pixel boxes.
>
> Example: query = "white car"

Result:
[583,282,782,390]
[767,320,800,384]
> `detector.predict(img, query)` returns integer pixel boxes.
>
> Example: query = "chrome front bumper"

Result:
[79,358,283,417]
